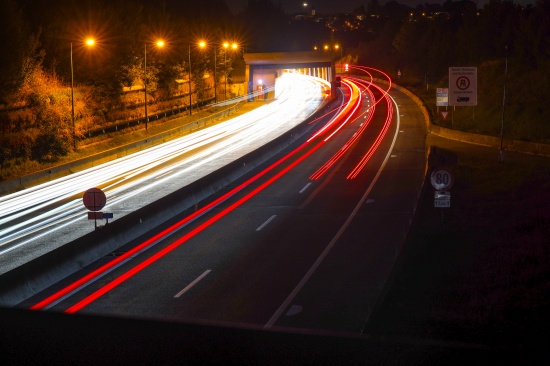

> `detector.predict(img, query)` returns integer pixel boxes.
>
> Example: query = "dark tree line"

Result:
[0,0,548,170]
[351,0,549,141]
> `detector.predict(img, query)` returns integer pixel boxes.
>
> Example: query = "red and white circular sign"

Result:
[83,188,107,211]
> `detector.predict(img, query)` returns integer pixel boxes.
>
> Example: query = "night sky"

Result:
[224,0,535,14]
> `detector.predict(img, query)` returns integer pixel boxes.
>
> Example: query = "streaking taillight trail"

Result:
[31,65,397,313]
[30,79,354,312]
[310,65,395,181]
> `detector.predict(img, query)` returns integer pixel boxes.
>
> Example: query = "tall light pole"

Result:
[144,40,164,130]
[70,38,94,149]
[199,41,217,103]
[223,42,238,101]
[144,43,148,129]
[188,43,193,115]
[70,42,75,148]
[199,41,239,104]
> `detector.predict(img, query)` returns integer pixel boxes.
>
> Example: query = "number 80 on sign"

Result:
[430,168,454,191]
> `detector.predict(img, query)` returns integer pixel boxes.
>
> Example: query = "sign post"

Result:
[83,187,111,229]
[430,168,454,222]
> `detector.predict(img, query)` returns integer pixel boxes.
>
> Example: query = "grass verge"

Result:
[367,139,550,351]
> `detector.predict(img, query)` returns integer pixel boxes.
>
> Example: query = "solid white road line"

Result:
[264,94,401,329]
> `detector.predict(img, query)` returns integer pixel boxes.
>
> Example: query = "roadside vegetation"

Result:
[368,143,550,349]
[1,0,548,182]
[353,0,550,144]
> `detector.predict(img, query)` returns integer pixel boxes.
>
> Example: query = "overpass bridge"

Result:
[244,51,336,100]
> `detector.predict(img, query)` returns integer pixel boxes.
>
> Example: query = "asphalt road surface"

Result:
[22,77,427,335]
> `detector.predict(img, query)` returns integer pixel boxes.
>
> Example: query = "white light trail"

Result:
[0,74,330,266]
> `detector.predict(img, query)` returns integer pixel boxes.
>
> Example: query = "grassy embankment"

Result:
[366,65,550,349]
[406,60,550,144]
[0,103,254,182]
[367,136,550,349]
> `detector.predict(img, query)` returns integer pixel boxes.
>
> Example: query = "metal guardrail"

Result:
[83,98,215,139]
[82,85,276,139]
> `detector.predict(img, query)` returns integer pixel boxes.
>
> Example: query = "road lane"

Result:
[0,73,329,275]
[25,73,427,335]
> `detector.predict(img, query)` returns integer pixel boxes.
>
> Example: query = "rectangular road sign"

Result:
[449,67,477,106]
[434,191,451,208]
[88,211,103,219]
[436,88,448,106]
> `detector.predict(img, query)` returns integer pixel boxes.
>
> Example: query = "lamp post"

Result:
[223,42,238,101]
[70,42,75,148]
[70,38,94,149]
[143,40,165,130]
[198,41,217,103]
[188,43,193,115]
[199,41,239,103]
[144,43,148,129]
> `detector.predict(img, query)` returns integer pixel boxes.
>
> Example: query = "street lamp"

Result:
[70,38,94,149]
[198,41,217,103]
[334,44,343,59]
[188,43,193,115]
[223,42,239,100]
[144,39,164,130]
[199,41,239,103]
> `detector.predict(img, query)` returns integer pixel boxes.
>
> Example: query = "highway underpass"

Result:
[244,51,336,100]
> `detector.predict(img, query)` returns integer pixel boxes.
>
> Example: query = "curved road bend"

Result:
[24,79,427,335]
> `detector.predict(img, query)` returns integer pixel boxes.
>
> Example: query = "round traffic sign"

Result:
[83,188,107,211]
[430,169,454,191]
[456,76,470,90]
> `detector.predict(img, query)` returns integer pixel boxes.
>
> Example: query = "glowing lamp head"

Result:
[85,38,95,46]
[258,79,263,85]
[156,40,165,48]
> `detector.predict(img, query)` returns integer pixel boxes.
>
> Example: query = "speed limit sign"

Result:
[430,168,454,191]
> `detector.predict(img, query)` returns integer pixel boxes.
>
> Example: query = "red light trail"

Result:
[30,82,357,312]
[31,65,396,313]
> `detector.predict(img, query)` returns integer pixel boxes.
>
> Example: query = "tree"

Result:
[0,0,44,103]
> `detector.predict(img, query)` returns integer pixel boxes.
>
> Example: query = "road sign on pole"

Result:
[434,191,451,207]
[430,168,454,191]
[449,67,477,106]
[83,187,107,229]
[436,88,448,106]
[83,188,106,211]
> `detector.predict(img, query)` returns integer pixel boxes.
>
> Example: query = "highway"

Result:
[23,68,428,334]
[0,73,329,276]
